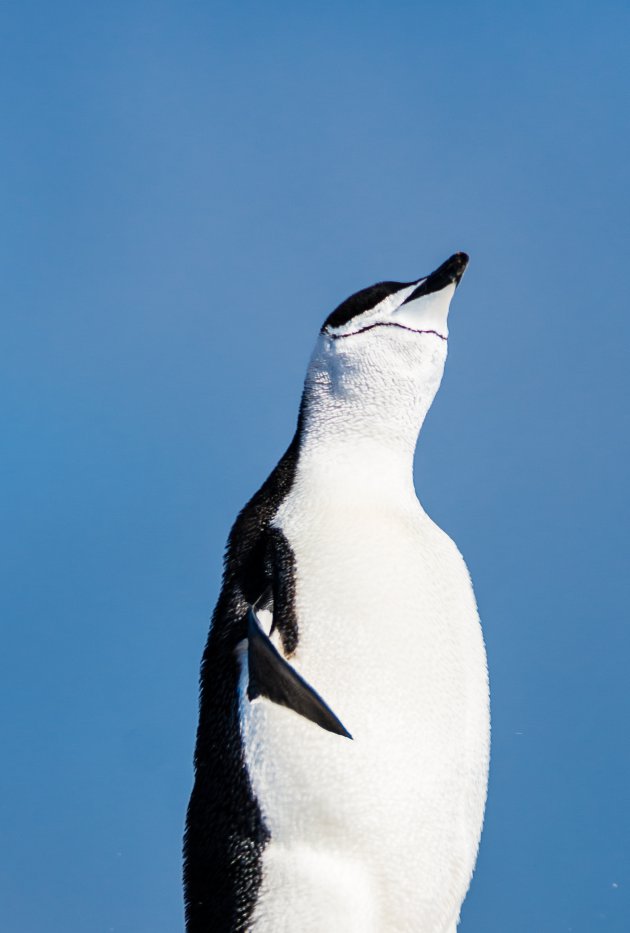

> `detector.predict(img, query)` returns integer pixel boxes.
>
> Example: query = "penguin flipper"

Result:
[246,607,352,739]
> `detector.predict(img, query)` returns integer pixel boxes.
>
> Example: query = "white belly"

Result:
[239,488,490,933]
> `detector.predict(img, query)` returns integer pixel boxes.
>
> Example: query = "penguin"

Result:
[184,252,490,933]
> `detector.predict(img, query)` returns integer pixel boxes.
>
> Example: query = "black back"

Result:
[183,427,302,932]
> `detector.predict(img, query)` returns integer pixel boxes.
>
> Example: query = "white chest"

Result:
[239,476,490,933]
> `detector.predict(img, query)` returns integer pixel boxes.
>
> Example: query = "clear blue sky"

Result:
[2,2,629,930]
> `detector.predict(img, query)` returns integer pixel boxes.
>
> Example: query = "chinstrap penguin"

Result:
[184,252,490,933]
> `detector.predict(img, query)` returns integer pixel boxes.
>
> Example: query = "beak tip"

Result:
[414,252,469,297]
[450,252,469,285]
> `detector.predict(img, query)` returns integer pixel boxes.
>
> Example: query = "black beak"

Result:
[402,252,469,305]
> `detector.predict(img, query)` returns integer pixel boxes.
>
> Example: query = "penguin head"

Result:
[321,252,468,342]
[302,253,469,446]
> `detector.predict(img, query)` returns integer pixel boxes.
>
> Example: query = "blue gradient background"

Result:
[2,2,629,930]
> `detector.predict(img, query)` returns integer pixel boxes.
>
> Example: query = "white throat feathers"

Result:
[300,252,468,494]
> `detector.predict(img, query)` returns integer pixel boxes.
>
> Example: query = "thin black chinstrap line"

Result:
[326,321,448,341]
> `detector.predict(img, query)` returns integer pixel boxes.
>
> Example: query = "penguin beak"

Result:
[413,252,469,296]
[391,252,469,338]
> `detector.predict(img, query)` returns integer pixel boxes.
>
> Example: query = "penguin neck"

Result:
[296,386,434,503]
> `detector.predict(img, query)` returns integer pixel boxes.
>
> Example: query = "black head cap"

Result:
[322,279,414,332]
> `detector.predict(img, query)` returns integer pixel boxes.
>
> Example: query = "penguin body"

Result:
[184,254,490,933]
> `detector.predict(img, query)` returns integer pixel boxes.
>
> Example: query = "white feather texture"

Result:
[239,296,490,933]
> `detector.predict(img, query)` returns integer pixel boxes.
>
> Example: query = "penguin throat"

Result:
[298,332,448,497]
[298,429,418,500]
[298,386,437,498]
